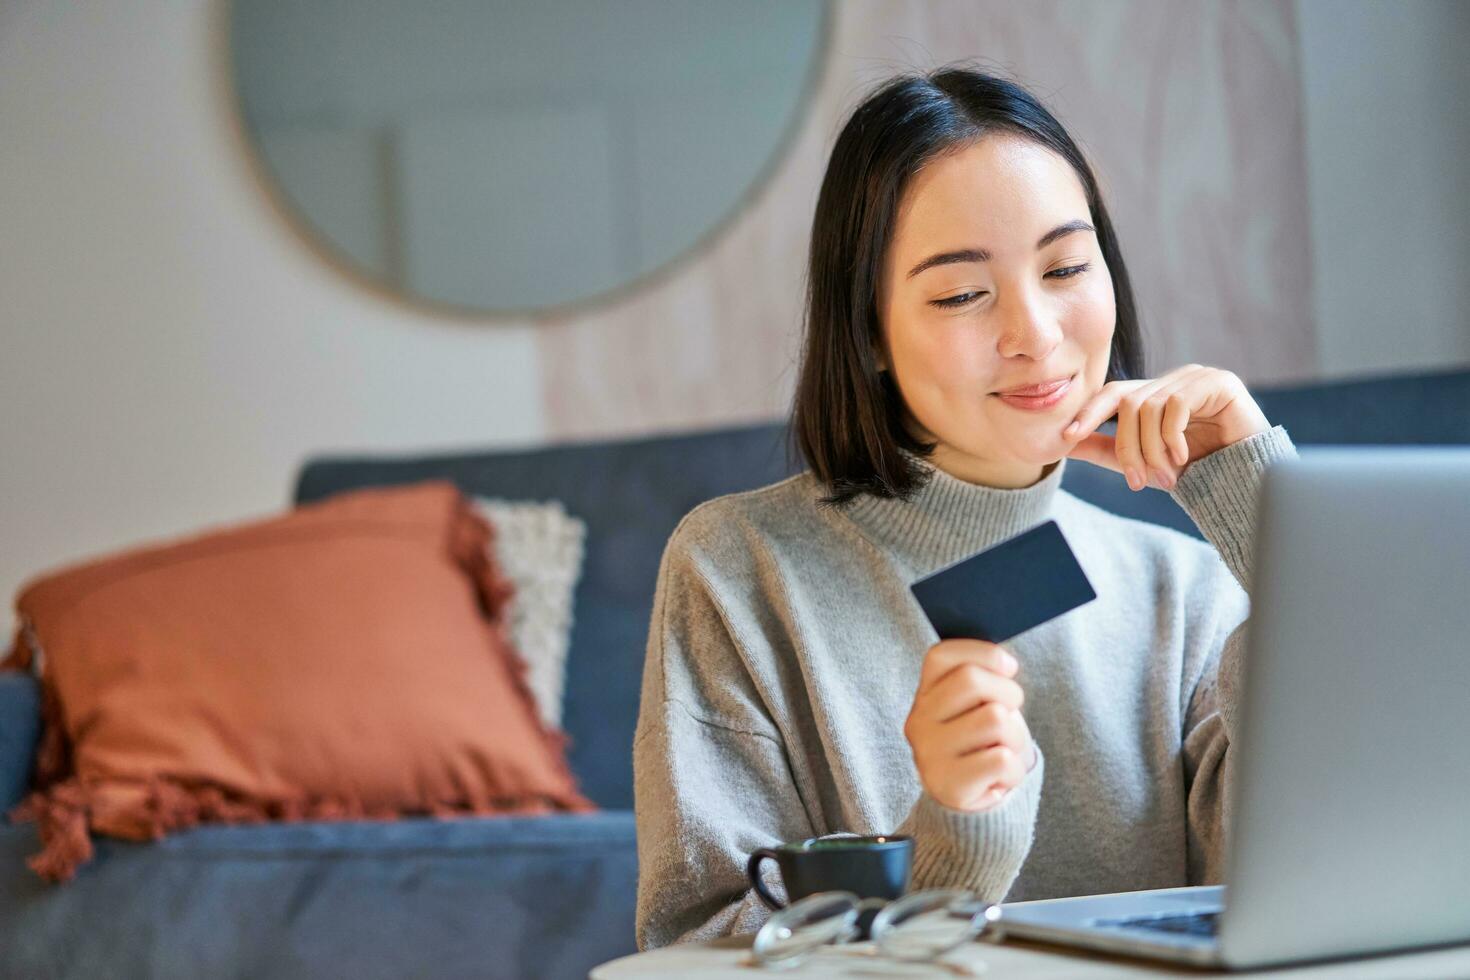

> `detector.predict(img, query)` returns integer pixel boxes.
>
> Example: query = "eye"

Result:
[1046,262,1091,280]
[930,263,1092,310]
[930,291,985,309]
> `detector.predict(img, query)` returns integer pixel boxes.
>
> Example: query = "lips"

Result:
[994,376,1072,397]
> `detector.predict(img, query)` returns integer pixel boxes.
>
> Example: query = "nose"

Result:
[995,286,1063,361]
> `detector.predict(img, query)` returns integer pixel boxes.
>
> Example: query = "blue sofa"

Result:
[1,367,1466,979]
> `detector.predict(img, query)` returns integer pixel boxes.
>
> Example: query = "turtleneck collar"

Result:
[836,449,1069,578]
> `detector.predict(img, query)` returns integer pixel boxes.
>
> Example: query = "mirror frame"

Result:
[215,0,835,322]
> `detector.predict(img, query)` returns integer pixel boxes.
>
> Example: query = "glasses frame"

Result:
[750,887,1000,970]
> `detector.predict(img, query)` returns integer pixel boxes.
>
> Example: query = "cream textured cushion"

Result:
[471,497,587,731]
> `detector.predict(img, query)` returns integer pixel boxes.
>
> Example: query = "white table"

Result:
[591,931,1470,978]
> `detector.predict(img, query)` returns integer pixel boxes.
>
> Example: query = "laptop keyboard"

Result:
[1092,909,1221,938]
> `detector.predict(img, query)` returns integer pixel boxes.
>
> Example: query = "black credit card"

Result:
[908,519,1096,643]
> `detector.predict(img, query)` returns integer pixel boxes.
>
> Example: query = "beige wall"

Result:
[2,0,1467,640]
[539,0,1319,440]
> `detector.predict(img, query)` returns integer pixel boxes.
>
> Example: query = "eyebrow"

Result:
[904,219,1096,280]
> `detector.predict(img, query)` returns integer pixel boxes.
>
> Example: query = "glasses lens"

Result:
[872,889,991,961]
[752,891,859,967]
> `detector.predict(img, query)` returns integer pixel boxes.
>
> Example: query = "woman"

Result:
[631,65,1297,951]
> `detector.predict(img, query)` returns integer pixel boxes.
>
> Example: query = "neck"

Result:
[927,447,1057,490]
[836,449,1068,577]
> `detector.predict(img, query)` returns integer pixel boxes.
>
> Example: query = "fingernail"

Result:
[1002,651,1019,673]
[1126,469,1141,490]
[1156,469,1174,489]
[1064,421,1080,436]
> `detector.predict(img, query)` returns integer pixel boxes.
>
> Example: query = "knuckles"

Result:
[976,702,1009,730]
[959,662,988,685]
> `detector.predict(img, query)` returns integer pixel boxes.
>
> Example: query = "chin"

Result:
[1008,433,1066,463]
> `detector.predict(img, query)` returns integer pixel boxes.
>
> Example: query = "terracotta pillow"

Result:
[1,479,595,882]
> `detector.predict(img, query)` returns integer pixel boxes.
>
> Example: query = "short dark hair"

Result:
[788,64,1146,507]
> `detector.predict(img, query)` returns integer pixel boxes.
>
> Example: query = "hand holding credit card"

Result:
[908,520,1096,643]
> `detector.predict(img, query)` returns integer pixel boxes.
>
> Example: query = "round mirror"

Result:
[227,0,830,317]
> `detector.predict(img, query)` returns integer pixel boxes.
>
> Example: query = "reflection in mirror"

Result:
[228,0,829,316]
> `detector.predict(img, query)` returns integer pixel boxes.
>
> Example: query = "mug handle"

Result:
[746,848,786,910]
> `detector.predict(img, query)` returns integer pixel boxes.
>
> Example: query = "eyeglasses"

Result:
[750,888,998,974]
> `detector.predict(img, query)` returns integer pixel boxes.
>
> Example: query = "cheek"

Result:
[893,319,987,389]
[1066,274,1117,365]
[888,327,994,433]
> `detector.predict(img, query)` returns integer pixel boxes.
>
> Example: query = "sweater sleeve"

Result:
[890,741,1046,902]
[633,531,829,950]
[1167,424,1299,883]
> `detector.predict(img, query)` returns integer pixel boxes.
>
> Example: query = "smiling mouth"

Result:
[989,374,1076,413]
[992,375,1074,397]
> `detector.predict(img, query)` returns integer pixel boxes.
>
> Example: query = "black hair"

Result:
[788,64,1145,506]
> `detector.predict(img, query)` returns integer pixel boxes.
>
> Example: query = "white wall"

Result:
[0,3,545,641]
[1296,0,1470,377]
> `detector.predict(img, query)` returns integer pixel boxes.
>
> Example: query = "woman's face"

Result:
[876,133,1116,489]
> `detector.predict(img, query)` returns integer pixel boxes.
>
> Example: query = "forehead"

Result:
[892,134,1089,253]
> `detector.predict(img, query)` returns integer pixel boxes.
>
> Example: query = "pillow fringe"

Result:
[8,774,590,883]
[8,782,92,882]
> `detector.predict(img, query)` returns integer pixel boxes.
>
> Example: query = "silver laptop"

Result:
[992,447,1470,970]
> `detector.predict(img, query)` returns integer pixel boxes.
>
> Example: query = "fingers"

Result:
[935,746,1027,811]
[1144,366,1211,477]
[1061,377,1156,482]
[1161,391,1192,468]
[915,639,1018,699]
[964,785,1007,810]
[1065,365,1208,489]
[926,701,1015,756]
[922,668,1024,726]
[1110,380,1154,490]
[993,702,1032,760]
[1135,372,1201,488]
[1062,379,1146,441]
[908,640,1035,813]
[1064,431,1122,472]
[931,698,1031,758]
[1105,373,1176,487]
[1135,388,1175,487]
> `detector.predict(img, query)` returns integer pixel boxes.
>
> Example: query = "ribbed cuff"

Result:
[891,744,1045,903]
[1170,425,1299,590]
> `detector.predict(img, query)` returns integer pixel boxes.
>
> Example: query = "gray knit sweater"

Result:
[632,425,1300,950]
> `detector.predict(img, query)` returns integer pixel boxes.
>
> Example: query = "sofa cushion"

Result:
[0,810,637,980]
[3,480,595,882]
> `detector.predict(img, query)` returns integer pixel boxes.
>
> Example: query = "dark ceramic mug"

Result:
[746,835,914,938]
